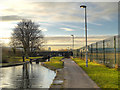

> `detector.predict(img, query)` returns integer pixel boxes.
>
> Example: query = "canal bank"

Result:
[0,57,43,68]
[41,57,64,88]
[42,57,100,89]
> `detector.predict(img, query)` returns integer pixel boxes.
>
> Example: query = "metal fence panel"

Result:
[104,37,115,67]
[73,35,118,68]
[97,41,104,64]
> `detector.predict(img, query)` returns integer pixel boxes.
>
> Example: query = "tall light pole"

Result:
[71,35,74,50]
[80,5,88,67]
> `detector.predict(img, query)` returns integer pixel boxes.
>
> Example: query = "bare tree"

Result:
[10,19,44,58]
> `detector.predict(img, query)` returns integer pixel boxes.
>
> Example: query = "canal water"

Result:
[0,62,56,89]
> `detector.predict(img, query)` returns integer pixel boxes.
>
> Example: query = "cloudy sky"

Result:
[0,0,118,50]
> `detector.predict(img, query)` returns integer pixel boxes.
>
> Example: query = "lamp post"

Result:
[80,5,88,67]
[71,35,74,50]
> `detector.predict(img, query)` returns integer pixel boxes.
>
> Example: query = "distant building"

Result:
[48,47,51,51]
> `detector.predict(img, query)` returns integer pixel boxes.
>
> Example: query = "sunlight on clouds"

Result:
[0,21,17,37]
[0,1,118,50]
[0,5,7,11]
[39,27,48,32]
[0,38,10,46]
[60,28,74,31]
[0,35,113,50]
[0,30,13,38]
[0,0,34,16]
[0,2,118,23]
[43,35,111,50]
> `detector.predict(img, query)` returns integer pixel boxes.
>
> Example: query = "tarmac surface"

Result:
[63,58,99,88]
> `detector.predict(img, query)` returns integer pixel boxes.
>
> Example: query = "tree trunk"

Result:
[23,47,29,59]
[26,47,30,59]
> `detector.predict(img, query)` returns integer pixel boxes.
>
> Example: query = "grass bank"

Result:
[42,56,64,88]
[73,58,118,89]
[43,57,64,70]
[6,56,42,62]
[1,56,42,66]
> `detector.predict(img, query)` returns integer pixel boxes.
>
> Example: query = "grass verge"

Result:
[73,58,118,89]
[43,56,64,88]
[43,57,64,70]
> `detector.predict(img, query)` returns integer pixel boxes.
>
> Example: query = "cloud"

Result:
[0,2,118,23]
[43,35,112,50]
[1,34,113,50]
[60,23,93,31]
[39,22,52,26]
[39,27,48,32]
[61,24,80,28]
[0,29,13,38]
[41,28,48,32]
[60,28,74,31]
[89,22,102,26]
[0,21,17,37]
[0,1,118,45]
[60,24,86,31]
[88,2,118,22]
[1,15,22,21]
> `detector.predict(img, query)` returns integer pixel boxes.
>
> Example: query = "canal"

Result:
[0,62,56,89]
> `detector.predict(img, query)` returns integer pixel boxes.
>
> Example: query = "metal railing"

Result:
[73,35,119,68]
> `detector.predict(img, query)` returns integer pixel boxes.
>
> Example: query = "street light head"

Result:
[80,5,86,8]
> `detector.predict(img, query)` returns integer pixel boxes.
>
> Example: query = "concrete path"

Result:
[63,58,99,88]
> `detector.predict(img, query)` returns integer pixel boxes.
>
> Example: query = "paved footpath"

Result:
[63,58,100,88]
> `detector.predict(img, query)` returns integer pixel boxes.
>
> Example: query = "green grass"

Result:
[7,56,42,62]
[29,57,42,59]
[1,56,42,66]
[44,57,64,69]
[73,58,119,89]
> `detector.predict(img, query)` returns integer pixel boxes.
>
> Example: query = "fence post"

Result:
[83,48,85,60]
[114,36,116,64]
[88,46,89,61]
[80,50,82,59]
[96,42,98,61]
[103,40,105,64]
[76,50,77,57]
[77,49,79,57]
[90,44,93,62]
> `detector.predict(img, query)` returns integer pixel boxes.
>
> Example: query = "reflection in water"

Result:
[22,63,30,88]
[0,62,56,89]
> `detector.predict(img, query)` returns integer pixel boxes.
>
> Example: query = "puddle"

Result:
[57,69,62,72]
[64,67,67,69]
[53,80,63,84]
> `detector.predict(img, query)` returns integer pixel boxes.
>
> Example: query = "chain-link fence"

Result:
[73,35,119,68]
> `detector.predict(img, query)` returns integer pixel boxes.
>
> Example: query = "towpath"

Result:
[63,58,99,88]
